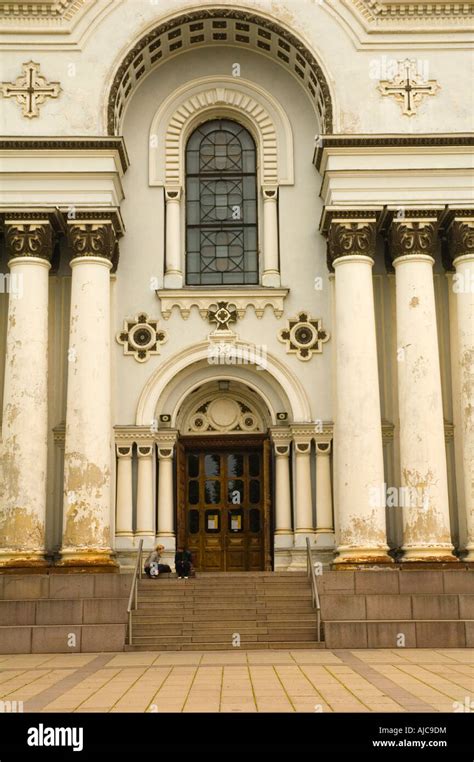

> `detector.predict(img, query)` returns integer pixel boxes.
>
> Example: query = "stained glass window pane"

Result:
[185,119,258,285]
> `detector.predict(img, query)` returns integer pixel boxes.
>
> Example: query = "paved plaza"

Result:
[0,649,471,713]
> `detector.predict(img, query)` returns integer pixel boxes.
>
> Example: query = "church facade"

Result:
[0,0,472,575]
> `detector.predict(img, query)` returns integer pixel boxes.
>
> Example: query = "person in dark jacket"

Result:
[175,546,192,579]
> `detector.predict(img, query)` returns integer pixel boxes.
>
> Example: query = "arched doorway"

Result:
[176,384,273,571]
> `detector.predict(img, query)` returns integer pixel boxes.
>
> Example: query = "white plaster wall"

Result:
[0,0,472,137]
[114,45,330,424]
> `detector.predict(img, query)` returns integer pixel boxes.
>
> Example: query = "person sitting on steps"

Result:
[144,544,171,578]
[175,546,193,579]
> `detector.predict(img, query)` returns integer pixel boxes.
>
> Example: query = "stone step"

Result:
[132,623,318,635]
[125,641,325,651]
[133,609,316,626]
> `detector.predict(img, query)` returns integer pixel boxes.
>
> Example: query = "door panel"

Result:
[181,440,268,571]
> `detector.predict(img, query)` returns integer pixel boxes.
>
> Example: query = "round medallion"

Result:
[293,324,315,346]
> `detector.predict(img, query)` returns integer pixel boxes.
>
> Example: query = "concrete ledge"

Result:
[35,599,83,626]
[0,626,32,653]
[354,571,399,594]
[0,600,35,625]
[324,622,368,648]
[412,595,459,620]
[367,622,416,648]
[320,594,366,620]
[399,571,444,594]
[365,594,412,621]
[443,571,474,593]
[83,599,128,624]
[32,626,82,653]
[415,621,466,648]
[81,624,127,652]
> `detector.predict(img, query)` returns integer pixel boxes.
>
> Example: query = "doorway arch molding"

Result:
[135,340,312,426]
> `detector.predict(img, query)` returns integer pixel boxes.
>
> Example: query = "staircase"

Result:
[126,572,323,651]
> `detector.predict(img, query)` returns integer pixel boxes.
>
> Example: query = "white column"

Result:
[292,428,315,544]
[274,442,292,534]
[0,218,53,568]
[164,187,183,288]
[329,218,391,565]
[315,440,335,546]
[262,186,280,287]
[390,215,456,562]
[136,444,155,539]
[59,219,117,569]
[449,218,474,559]
[115,445,133,536]
[156,436,177,555]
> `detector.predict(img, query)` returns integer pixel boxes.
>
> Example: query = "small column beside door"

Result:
[270,429,293,567]
[156,433,178,561]
[115,445,133,537]
[136,444,155,544]
[291,426,315,547]
[315,440,335,548]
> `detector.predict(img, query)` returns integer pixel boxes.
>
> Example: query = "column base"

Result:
[163,272,183,289]
[462,545,474,562]
[333,546,393,567]
[401,547,459,563]
[0,551,49,571]
[262,271,281,287]
[57,550,119,572]
[315,530,336,549]
[293,531,316,548]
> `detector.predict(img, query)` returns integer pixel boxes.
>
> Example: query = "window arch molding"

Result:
[149,76,294,189]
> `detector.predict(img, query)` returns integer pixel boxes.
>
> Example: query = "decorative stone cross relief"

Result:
[207,301,238,331]
[378,59,440,116]
[0,61,61,118]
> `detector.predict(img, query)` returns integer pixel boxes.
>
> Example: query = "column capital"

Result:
[156,430,178,457]
[3,210,62,263]
[315,440,332,455]
[327,215,378,268]
[262,185,278,200]
[269,426,292,453]
[446,213,474,265]
[290,423,315,446]
[165,186,182,202]
[116,444,133,458]
[137,444,154,459]
[65,209,122,264]
[388,210,440,262]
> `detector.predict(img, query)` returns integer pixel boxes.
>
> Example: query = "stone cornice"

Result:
[156,288,289,321]
[320,207,382,235]
[314,134,474,173]
[348,0,474,23]
[0,137,129,174]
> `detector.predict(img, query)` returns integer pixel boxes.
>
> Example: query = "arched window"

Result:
[185,119,258,286]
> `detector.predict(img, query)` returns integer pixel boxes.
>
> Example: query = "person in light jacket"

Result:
[144,544,170,577]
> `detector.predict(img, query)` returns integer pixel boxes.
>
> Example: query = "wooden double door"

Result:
[177,436,272,571]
